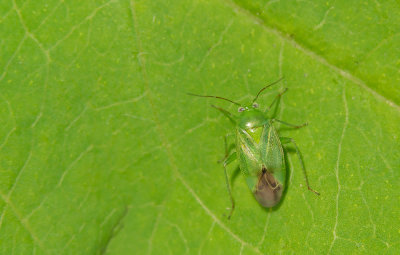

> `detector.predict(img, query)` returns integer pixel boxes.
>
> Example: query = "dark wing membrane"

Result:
[253,168,283,207]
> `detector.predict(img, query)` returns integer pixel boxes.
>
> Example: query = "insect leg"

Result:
[211,105,236,124]
[267,88,288,116]
[272,118,308,129]
[218,133,235,163]
[280,137,320,195]
[222,152,237,219]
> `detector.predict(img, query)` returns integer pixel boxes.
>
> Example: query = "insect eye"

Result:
[252,103,259,108]
[238,107,245,112]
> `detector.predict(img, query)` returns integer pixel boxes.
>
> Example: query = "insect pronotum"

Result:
[188,78,319,219]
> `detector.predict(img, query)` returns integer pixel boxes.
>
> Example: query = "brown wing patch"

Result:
[254,168,283,207]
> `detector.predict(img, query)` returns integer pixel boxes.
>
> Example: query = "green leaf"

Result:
[1,0,399,254]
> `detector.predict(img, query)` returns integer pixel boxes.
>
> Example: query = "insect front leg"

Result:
[280,137,320,195]
[221,151,237,219]
[266,88,288,118]
[211,105,236,124]
[272,119,308,129]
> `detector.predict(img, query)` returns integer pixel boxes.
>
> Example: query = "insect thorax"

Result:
[237,109,268,132]
[237,117,269,145]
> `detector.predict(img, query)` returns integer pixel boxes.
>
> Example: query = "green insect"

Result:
[188,78,319,219]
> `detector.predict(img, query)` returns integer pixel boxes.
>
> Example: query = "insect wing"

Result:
[260,124,285,180]
[255,123,286,207]
[254,169,283,207]
[236,128,262,176]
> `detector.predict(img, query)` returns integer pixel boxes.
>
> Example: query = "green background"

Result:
[0,0,399,254]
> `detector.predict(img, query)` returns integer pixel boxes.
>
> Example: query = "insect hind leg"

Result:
[280,137,320,195]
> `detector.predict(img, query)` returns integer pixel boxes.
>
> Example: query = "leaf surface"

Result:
[0,0,399,254]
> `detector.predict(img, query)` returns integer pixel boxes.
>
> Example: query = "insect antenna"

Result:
[187,93,241,106]
[252,77,284,103]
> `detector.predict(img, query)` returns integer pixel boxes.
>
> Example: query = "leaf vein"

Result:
[0,191,46,253]
[327,85,349,255]
[129,1,262,253]
[196,19,234,72]
[223,0,400,111]
[48,0,117,51]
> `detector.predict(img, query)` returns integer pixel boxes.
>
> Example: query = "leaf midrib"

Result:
[223,0,400,112]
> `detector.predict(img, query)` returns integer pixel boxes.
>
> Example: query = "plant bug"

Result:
[188,78,319,219]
